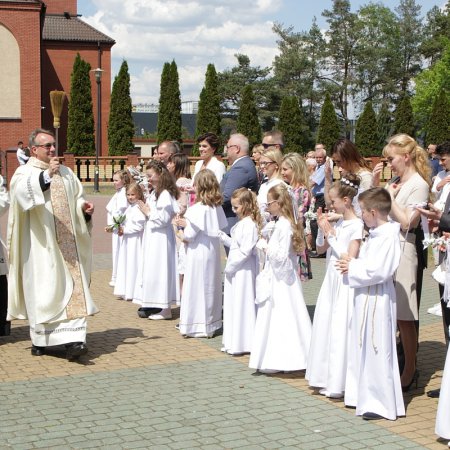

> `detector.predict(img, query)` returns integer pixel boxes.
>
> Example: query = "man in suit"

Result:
[220,133,259,233]
[416,141,450,398]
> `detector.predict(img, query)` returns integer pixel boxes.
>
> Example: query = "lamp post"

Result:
[91,67,104,193]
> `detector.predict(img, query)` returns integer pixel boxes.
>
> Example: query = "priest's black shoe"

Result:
[31,345,45,356]
[137,307,162,318]
[427,389,440,398]
[66,342,88,360]
[362,412,383,420]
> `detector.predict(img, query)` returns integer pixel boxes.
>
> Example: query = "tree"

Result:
[108,60,134,156]
[193,64,221,156]
[67,53,95,156]
[393,95,415,137]
[427,89,450,145]
[355,101,378,156]
[377,101,393,150]
[157,60,182,143]
[237,85,261,149]
[420,3,450,65]
[412,42,450,137]
[316,93,341,152]
[322,0,361,135]
[278,96,307,153]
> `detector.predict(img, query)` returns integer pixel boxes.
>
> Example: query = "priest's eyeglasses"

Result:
[34,142,56,149]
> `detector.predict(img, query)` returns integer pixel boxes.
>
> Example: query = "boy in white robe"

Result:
[337,187,405,421]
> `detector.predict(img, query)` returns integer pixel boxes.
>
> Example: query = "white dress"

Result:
[114,203,146,300]
[106,187,128,284]
[193,157,226,184]
[436,341,450,440]
[179,203,228,337]
[257,178,285,222]
[306,218,364,394]
[221,217,259,355]
[133,190,180,308]
[345,221,405,420]
[249,216,312,371]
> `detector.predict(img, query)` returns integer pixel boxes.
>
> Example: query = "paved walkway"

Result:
[0,194,449,449]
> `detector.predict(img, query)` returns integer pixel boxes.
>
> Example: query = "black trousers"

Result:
[310,194,326,251]
[0,275,10,336]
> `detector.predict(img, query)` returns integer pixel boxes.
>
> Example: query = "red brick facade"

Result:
[45,0,77,15]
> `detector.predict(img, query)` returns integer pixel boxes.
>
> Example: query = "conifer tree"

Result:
[393,95,415,137]
[67,53,95,156]
[237,85,261,149]
[108,60,134,156]
[377,101,392,150]
[316,92,341,153]
[355,101,379,156]
[193,64,221,156]
[427,89,450,145]
[278,96,305,153]
[157,61,182,143]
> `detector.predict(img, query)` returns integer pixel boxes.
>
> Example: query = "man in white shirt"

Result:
[16,141,29,165]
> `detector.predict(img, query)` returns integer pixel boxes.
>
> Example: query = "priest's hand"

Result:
[48,157,60,177]
[83,201,94,216]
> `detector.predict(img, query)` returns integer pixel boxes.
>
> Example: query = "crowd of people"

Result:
[2,127,450,443]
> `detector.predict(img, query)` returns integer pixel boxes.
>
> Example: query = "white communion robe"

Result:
[345,221,405,420]
[436,340,450,440]
[221,217,259,355]
[106,187,127,284]
[133,190,180,308]
[306,218,364,394]
[114,203,146,300]
[179,203,227,337]
[7,158,98,347]
[249,216,312,372]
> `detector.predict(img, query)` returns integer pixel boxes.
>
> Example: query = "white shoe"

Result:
[109,281,115,287]
[319,388,329,396]
[258,369,281,374]
[427,303,442,316]
[148,308,172,320]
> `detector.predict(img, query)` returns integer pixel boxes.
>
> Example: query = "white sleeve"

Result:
[225,222,258,276]
[148,191,176,229]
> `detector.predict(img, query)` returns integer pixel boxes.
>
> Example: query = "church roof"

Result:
[43,14,115,44]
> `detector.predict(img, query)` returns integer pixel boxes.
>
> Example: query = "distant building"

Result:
[132,112,197,139]
[133,101,199,115]
[0,0,114,156]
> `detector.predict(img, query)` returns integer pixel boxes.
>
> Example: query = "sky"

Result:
[80,0,444,105]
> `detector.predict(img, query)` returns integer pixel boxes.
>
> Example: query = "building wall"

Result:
[42,42,112,156]
[44,0,77,15]
[0,4,42,152]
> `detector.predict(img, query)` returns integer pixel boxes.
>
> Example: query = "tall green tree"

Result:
[108,60,134,156]
[67,54,95,156]
[420,3,450,65]
[377,101,393,150]
[193,64,221,156]
[355,101,379,156]
[316,92,341,152]
[393,95,415,137]
[322,0,361,135]
[427,89,450,145]
[278,96,306,153]
[157,60,182,143]
[236,85,261,149]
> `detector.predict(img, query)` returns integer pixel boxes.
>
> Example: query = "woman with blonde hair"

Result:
[257,147,285,221]
[373,133,430,392]
[281,153,313,280]
[174,170,228,338]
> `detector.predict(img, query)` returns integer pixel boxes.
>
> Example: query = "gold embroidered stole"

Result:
[30,158,88,319]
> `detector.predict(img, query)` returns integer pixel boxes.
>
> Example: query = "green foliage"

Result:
[393,95,415,137]
[157,60,182,143]
[427,89,450,145]
[412,43,450,137]
[377,101,393,150]
[355,101,379,156]
[67,54,95,156]
[108,60,134,156]
[316,93,341,153]
[278,96,307,153]
[237,85,261,149]
[193,64,221,156]
[420,4,450,64]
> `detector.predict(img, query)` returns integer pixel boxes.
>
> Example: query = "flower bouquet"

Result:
[105,214,126,235]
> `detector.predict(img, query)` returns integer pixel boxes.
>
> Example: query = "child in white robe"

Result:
[174,169,227,338]
[249,184,312,373]
[306,175,364,398]
[105,169,130,287]
[219,188,261,355]
[337,187,404,421]
[133,161,180,320]
[114,183,146,301]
